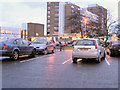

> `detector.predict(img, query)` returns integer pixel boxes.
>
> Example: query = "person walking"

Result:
[59,41,63,51]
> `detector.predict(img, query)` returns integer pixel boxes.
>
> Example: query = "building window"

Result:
[48,11,50,14]
[55,2,59,6]
[71,6,74,8]
[48,20,50,23]
[1,30,4,33]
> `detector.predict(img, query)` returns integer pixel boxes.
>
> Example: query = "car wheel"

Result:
[73,58,77,63]
[12,51,19,60]
[44,49,47,55]
[30,49,36,57]
[109,50,114,56]
[102,52,106,59]
[52,49,54,53]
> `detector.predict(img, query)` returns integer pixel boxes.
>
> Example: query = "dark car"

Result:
[107,40,120,56]
[0,38,36,60]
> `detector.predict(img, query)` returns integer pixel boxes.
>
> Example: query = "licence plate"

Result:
[79,48,89,51]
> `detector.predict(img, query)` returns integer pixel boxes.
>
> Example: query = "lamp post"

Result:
[83,17,88,37]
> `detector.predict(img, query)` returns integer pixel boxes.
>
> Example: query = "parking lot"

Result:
[2,49,119,88]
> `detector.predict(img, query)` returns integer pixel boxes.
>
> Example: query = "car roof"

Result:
[77,38,98,41]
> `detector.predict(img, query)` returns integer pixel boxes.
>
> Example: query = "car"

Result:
[67,40,72,44]
[72,38,106,63]
[61,41,68,46]
[30,37,55,55]
[72,41,76,46]
[0,38,36,60]
[55,41,59,46]
[107,40,120,56]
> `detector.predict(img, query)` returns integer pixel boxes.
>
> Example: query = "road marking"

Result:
[105,57,110,66]
[62,58,72,64]
[20,55,48,63]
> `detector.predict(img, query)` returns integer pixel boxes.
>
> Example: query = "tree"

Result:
[65,12,84,38]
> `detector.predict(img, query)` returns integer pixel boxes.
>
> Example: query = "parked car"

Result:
[55,41,59,46]
[61,41,68,46]
[72,38,105,63]
[0,38,36,60]
[31,37,55,55]
[67,40,72,44]
[72,41,76,46]
[107,40,120,56]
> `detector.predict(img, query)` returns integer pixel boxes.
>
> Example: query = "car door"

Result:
[22,39,33,55]
[13,39,25,55]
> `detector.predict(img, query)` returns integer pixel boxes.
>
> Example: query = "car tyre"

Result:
[102,52,106,59]
[109,50,114,57]
[52,49,54,53]
[44,49,48,55]
[12,51,19,60]
[30,49,36,57]
[73,58,77,63]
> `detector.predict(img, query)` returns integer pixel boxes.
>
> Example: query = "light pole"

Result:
[83,17,88,37]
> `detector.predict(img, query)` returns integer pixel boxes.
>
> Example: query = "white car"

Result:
[72,38,106,63]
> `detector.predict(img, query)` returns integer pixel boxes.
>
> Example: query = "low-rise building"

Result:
[0,27,21,39]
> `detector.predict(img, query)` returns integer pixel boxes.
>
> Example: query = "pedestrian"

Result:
[59,41,63,51]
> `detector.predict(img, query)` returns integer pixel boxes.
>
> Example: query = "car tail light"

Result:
[3,45,8,50]
[94,40,97,49]
[113,45,118,47]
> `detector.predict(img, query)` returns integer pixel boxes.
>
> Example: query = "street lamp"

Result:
[83,17,88,37]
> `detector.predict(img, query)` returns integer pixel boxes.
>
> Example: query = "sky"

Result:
[0,0,119,34]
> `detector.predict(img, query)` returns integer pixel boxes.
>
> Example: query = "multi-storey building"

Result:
[87,4,107,36]
[64,3,80,33]
[80,8,99,37]
[47,2,80,37]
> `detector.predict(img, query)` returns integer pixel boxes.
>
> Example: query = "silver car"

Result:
[31,37,55,55]
[72,38,106,63]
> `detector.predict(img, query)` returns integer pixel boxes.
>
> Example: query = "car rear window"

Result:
[112,41,120,45]
[75,40,95,46]
[33,38,47,44]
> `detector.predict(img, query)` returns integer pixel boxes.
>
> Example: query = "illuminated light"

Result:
[71,6,74,8]
[113,45,118,47]
[83,17,88,22]
[48,7,50,9]
[1,30,4,33]
[6,30,11,33]
[78,8,80,10]
[48,2,51,4]
[3,45,8,50]
[36,33,39,36]
[94,40,97,49]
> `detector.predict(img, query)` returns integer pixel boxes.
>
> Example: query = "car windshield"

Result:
[33,38,47,44]
[112,41,120,45]
[76,40,95,46]
[0,38,14,44]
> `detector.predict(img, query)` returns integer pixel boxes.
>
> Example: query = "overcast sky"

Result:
[0,0,119,32]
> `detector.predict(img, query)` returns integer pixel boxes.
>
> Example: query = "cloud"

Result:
[0,2,47,28]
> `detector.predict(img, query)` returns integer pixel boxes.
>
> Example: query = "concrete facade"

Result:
[27,23,44,40]
[87,4,107,35]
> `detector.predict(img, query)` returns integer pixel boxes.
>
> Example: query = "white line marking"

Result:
[105,57,110,66]
[62,58,72,64]
[20,55,48,63]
